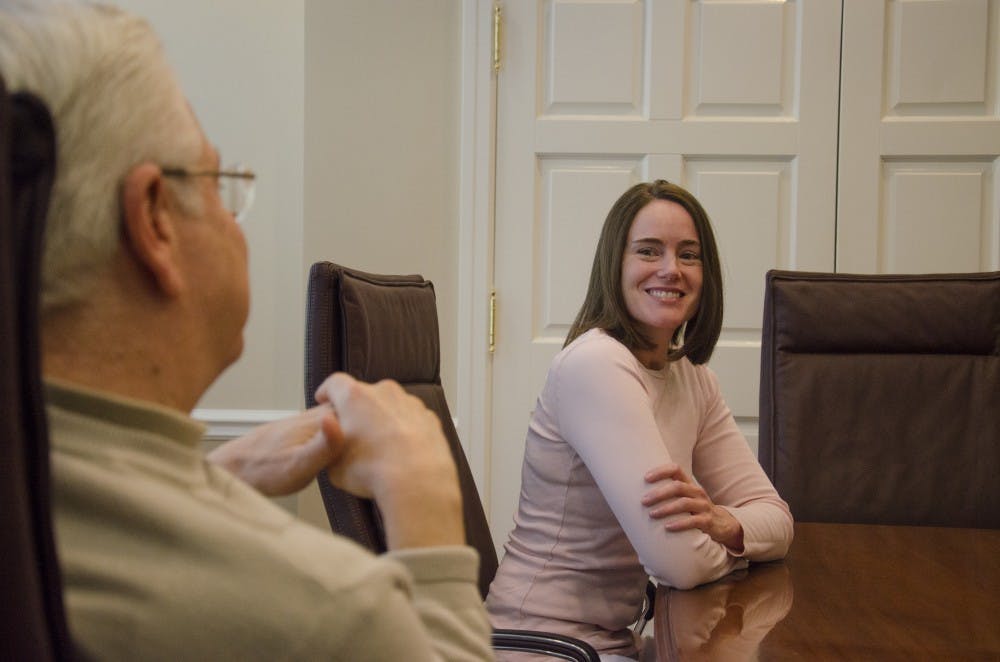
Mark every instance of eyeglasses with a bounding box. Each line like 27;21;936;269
161;164;256;223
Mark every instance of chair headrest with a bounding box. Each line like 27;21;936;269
339;270;440;384
765;270;1000;355
10;91;56;179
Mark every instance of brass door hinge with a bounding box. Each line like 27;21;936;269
493;3;503;73
489;290;497;354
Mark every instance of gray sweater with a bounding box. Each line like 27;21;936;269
47;379;492;661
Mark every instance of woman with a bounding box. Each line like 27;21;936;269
485;180;793;658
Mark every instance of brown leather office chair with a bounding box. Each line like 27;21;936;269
0;76;75;659
758;269;1000;528
304;262;600;661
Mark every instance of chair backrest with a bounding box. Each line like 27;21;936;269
758;269;1000;528
304;262;499;597
0;76;74;659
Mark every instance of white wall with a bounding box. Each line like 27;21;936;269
116;0;307;413
114;2;464;524
115;1;462;415
303;1;462;408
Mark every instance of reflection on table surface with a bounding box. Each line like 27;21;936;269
654;562;791;661
653;522;1000;661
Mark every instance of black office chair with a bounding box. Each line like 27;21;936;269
304;262;600;662
0;75;75;659
758;269;1000;528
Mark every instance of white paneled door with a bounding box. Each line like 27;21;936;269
838;0;1000;273
488;0;842;546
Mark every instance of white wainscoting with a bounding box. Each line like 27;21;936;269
192;408;299;441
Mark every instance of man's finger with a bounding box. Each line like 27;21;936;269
314;371;357;406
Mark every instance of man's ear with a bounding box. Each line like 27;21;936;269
120;163;185;297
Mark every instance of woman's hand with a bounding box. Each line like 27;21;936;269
641;463;745;553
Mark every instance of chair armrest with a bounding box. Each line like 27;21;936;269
492;628;600;662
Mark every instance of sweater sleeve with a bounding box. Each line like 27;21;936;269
331;547;493;661
388;547;494;661
690;367;794;562
553;338;746;589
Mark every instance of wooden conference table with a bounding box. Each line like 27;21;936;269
651;522;1000;660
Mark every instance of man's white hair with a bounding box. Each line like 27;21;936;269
0;0;203;311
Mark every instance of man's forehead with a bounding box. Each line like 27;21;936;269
196;138;220;166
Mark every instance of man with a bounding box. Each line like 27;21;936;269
0;1;492;659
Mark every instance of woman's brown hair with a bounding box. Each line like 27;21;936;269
564;180;723;365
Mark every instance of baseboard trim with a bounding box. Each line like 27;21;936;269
192;408;299;441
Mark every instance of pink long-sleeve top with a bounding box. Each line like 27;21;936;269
485;328;793;654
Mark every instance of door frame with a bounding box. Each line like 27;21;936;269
456;0;497;506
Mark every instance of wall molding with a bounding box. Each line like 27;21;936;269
193;408;299;441
456;0;498;510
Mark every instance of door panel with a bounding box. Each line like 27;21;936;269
838;0;1000;273
490;0;842;545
